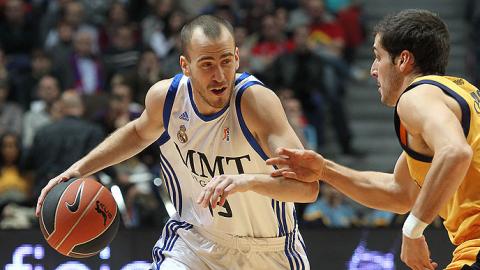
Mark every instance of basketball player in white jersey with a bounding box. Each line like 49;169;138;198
36;15;316;269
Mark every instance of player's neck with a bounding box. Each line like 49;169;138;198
401;73;424;93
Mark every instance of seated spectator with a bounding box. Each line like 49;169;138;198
103;25;141;84
22;75;61;149
0;132;30;207
98;2;133;52
64;29;105;94
95;83;142;134
44;1;99;53
148;10;186;59
0;80;23;136
13;50;55;110
303;183;358;228
0;0;37;72
27;90;105;199
250;13;291;78
122;49;165;105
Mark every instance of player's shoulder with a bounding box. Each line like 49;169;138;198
239;83;281;108
144;76;178;113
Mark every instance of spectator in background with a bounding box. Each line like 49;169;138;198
64;29;105;94
98;1;133;51
0;47;8;84
307;0;345;58
250;13;291;79
44;1;99;53
141;0;176;51
103;25;141;83
0;0;36;68
0;132;29;206
123;49;165;105
267;26;358;156
160;34;182;77
13;50;54;109
95;83;142;134
27;90;104;199
47;21;74;84
22;75;61;149
0;81;22;136
148;9;186;59
303;183;357;228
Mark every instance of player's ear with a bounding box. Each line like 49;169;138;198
397;50;414;73
235;47;240;71
180;55;191;76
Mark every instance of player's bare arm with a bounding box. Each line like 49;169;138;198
198;84;319;207
36;78;172;216
269;148;419;213
398;84;472;224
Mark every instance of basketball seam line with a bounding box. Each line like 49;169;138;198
46;179;81;240
55;187;103;250
66;186;119;255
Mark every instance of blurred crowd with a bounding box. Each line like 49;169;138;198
0;0;412;230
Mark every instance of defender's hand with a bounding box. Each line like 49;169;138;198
196;174;253;208
266;148;325;182
36;170;81;217
401;235;438;270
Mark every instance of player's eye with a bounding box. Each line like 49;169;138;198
201;62;213;69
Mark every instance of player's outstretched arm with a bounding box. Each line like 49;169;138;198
270;147;420;214
197;84;319;207
36;78;172;216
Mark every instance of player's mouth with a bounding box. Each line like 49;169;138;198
211;87;227;96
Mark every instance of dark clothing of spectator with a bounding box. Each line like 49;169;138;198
27;116;104;198
266;50;353;153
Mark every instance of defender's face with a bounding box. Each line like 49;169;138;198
370;34;403;107
181;27;239;114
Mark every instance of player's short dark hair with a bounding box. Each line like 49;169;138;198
374;9;450;75
180;15;234;58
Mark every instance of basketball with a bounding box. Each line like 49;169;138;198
39;177;120;258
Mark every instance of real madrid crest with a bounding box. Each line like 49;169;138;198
177;125;188;143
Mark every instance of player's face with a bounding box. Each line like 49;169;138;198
370;34;403;107
180;27;239;115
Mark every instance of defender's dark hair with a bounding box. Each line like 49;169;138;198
180;15;234;57
374;9;450;75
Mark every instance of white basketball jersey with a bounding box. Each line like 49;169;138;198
157;73;297;238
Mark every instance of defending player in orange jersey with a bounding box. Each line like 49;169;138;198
267;9;480;270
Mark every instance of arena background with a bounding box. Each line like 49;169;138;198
1;227;454;269
0;0;475;269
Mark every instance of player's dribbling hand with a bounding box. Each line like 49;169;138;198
35;170;81;217
196;174;252;209
401;235;438;270
266;148;325;183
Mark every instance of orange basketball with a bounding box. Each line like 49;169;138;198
39;177;120;258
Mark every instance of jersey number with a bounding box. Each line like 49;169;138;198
208;199;232;218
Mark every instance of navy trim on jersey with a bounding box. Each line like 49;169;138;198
294;208;308;253
159;161;174;209
157;132;170;146
394;79;471;163
160;153;183;216
292;212;305;270
163;74;183;135
235;72;250;85
159;155;177;212
153;220;193;268
284;231;295;270
275;201;285;236
187;80;230;121
235;81;268;160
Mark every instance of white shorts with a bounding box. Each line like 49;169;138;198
151;218;310;270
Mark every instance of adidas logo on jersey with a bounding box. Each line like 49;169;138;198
179;111;189;121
